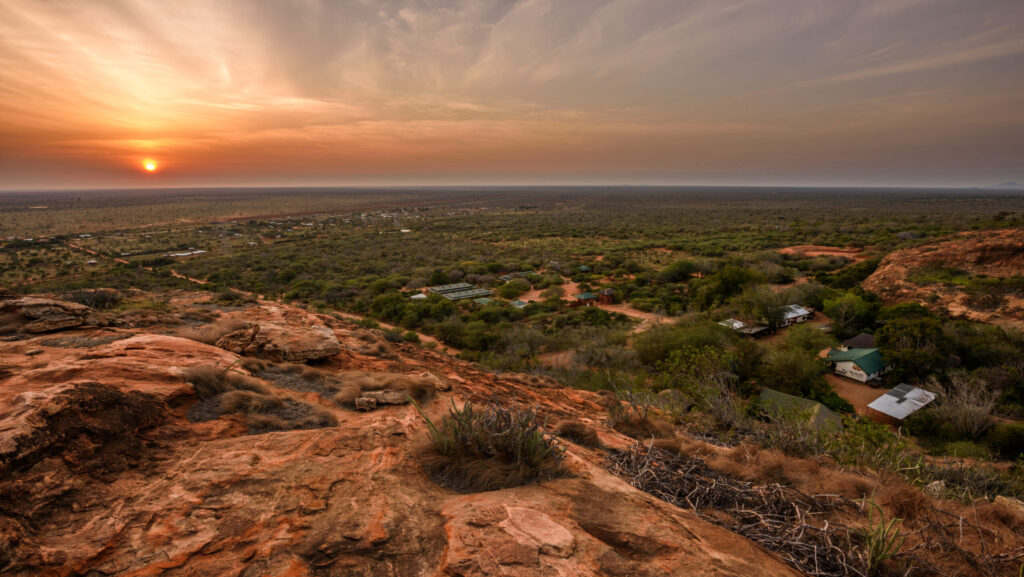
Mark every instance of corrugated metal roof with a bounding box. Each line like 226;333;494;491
441;288;494;301
868;384;936;420
782;304;812;319
574;292;597;300
719;318;746;330
841;333;876;349
428;283;475;294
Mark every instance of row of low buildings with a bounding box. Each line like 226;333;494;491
409;282;494;302
409;283;529;309
718;304;814;337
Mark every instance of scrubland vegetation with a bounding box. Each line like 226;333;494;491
6;188;1024;505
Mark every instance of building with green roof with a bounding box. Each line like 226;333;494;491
826;348;890;382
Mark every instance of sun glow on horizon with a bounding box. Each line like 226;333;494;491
143;159;158;172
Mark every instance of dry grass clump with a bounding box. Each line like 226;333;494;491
182;365;336;433
351;330;394;358
656;440;878;500
555;420;602;447
238;357;265;372
253;362;341;397
977;499;1024;533
651;436;703;456
879;484;930;522
330;371;436;407
612;413;675;440
176;318;247;345
184;365;269;398
416;401;567;493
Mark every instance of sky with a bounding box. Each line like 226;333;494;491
1;0;1022;189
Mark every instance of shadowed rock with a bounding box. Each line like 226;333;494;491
0;297;94;333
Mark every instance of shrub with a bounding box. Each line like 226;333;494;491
940;441;990;459
64;288;122;309
415;401;567;492
214;288;256;306
986;422;1024;460
929;371;999;438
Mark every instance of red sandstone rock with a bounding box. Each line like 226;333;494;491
0;296;805;576
216;322;340;362
862;228;1024;326
0;297;94;333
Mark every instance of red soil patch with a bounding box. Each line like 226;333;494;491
778;245;867;261
826;373;884;416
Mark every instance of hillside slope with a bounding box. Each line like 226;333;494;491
0;293;797;577
1;291;1021;576
862;228;1024;326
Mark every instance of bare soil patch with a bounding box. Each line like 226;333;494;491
826;373;883;416
778;245;867;261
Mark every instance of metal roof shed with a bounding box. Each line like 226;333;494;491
428;283;474;294
867;384;936;424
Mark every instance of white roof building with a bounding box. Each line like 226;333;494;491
867;384;936;423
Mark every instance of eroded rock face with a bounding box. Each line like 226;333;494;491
0;297;94;333
216;322;340;362
862;228;1024;325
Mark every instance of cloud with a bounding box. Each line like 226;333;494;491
0;0;1021;187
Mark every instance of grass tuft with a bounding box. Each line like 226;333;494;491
414;400;567;492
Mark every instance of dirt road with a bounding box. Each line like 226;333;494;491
558;280;673;332
827;373;883;416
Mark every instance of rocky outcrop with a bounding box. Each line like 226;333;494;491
862;228;1024;326
0;297;805;577
216;322;340;362
0;297;94;333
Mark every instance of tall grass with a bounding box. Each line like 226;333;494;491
414;400;567;492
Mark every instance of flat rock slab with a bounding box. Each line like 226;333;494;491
0;297;94;333
216;322;340;362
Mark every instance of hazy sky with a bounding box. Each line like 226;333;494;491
1;0;1022;189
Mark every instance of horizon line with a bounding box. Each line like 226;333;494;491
2;182;1022;194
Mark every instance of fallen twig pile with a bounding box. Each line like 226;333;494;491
607;442;862;576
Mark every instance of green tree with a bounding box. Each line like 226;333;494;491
876;314;947;381
823;292;874;338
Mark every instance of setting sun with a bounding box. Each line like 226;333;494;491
143;159;158;172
